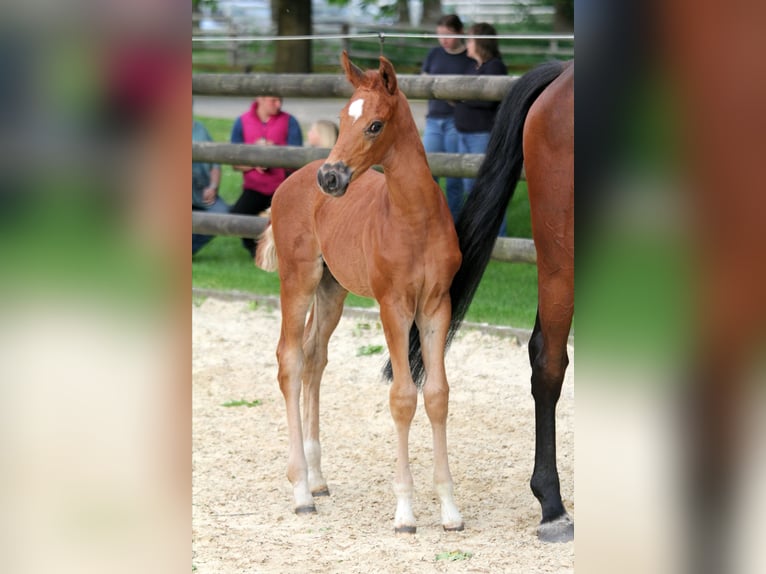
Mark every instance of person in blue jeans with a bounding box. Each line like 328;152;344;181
192;119;228;256
454;23;509;236
421;14;472;223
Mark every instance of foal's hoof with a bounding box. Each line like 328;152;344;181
537;514;573;543
294;504;317;515
394;525;417;534
443;522;465;532
311;487;330;497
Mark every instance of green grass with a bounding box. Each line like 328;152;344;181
356;344;385;356
221;399;262;408
435;550;473;561
193;115;539;330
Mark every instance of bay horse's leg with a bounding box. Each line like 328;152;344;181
378;301;419;533
524;64;574;542
526;178;574;541
528;306;573;542
301;268;348;498
417;298;464;531
277;259;324;514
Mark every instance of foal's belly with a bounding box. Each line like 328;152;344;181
322;248;375;299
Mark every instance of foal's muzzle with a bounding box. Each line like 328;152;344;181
316;162;351;197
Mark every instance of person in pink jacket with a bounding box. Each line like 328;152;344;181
230;96;303;258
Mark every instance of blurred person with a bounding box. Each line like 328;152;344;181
454;22;509;236
421;14;472;223
192;119;226;256
306;119;338;148
229;96;302;258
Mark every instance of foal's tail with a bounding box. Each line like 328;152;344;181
254;224;278;272
383;60;566;386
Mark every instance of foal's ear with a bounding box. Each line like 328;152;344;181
378;56;398;96
341;50;365;88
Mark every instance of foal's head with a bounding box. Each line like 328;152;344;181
316;51;400;197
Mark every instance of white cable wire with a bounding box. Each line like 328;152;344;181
192;32;574;43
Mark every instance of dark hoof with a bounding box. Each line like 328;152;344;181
537;514;573;543
312;487;330;497
295;504;317;515
443;523;465;532
394;525;417;534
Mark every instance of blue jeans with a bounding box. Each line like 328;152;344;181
422;116;462;222
458;130;507;236
192;196;230;255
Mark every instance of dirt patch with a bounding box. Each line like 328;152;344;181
192;296;574;573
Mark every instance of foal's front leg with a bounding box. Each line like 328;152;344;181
418;298;464;531
379;303;419;533
277;261;324;514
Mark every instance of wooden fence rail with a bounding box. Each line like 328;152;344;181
192;142;491;179
192;73;516;101
192;212;537;264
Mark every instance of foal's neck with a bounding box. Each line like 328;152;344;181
380;95;440;209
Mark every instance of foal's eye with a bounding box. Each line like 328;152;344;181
366;121;383;136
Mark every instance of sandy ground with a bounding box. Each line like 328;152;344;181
192;295;574;573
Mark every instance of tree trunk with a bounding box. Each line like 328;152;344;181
274;0;312;73
421;0;443;26
553;1;574;32
397;0;410;25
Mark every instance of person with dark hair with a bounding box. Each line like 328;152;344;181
454;22;509;235
229;96;303;258
421;14;473;223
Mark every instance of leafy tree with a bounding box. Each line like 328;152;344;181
192;0;217;14
328;0;426;25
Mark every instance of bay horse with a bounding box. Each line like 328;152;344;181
393;60;575;542
256;52;464;533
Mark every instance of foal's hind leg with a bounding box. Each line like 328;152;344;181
301;268;348;498
418;297;464;531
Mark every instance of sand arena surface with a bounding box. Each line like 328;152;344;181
193;296;574;573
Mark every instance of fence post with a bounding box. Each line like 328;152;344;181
231;21;239;68
341;22;350;55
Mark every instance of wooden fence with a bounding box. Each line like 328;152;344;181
192;19;574;73
192;73;516;100
191;73;537;264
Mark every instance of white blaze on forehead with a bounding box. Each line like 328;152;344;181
348;98;364;123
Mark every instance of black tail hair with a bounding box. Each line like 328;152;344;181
383;60;565;385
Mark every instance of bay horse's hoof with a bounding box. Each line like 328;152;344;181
394;525;417;534
311;487;330;497
443;523;465;532
294;504;317;515
537;514;573;543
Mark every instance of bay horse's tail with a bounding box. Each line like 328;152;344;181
383;60;566;385
254;224;278;272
